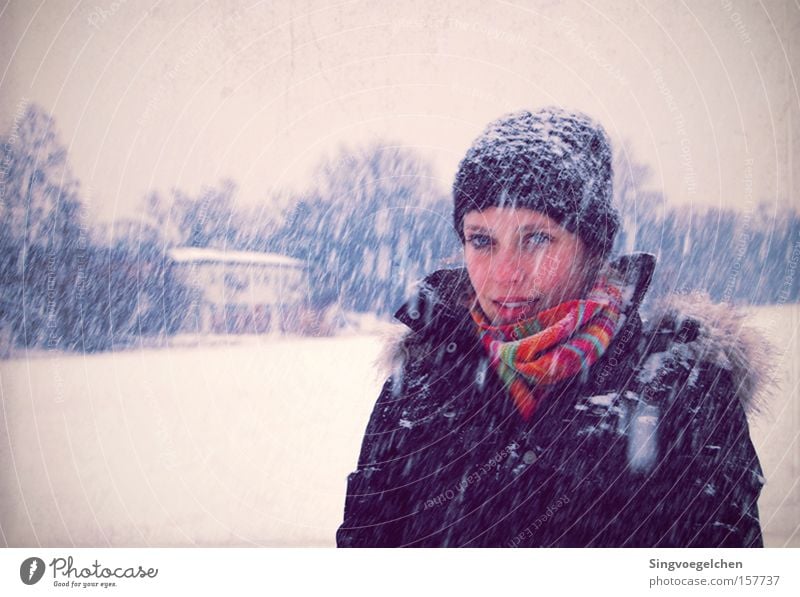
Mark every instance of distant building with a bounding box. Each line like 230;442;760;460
167;247;308;334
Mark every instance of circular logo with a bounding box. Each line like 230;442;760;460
20;557;45;585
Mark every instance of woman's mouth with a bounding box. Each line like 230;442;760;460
492;297;540;321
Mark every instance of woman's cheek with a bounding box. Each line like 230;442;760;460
530;258;556;290
471;255;491;286
465;258;486;294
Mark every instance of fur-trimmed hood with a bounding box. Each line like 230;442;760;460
643;290;778;415
381;252;777;415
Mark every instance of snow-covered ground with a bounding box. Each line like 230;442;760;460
744;304;800;547
0;305;797;547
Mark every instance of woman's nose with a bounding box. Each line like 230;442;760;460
492;248;525;284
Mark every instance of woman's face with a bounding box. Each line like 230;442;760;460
463;207;598;325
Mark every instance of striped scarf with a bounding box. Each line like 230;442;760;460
470;266;625;421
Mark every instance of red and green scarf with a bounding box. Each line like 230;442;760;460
470;266;625;421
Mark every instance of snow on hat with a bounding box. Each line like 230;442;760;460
453;107;619;257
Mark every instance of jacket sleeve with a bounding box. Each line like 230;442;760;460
336;375;414;548
640;362;765;547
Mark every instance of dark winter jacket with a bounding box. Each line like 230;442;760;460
336;252;769;547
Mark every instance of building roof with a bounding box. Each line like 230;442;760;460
168;247;304;268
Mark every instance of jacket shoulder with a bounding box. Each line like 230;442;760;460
379;268;473;374
641;291;778;415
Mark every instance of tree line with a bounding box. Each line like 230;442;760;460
0;104;797;354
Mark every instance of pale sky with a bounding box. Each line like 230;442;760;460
1;0;798;223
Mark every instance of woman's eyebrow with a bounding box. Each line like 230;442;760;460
519;224;554;233
464;225;490;233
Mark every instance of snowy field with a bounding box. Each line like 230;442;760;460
745;305;800;547
0;305;797;547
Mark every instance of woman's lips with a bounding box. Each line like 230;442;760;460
492;297;540;320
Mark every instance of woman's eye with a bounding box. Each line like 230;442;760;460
523;232;553;248
467;235;493;250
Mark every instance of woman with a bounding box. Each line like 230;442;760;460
336;108;770;547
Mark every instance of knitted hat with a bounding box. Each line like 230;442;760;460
453;107;619;258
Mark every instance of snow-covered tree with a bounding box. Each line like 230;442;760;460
0;104;85;349
278;143;458;314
